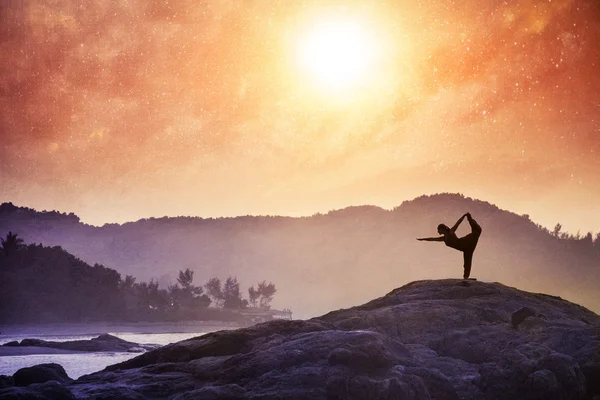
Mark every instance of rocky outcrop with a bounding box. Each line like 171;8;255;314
13;363;72;386
1;365;77;400
2;280;600;399
4;333;160;353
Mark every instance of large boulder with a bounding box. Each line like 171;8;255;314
13;363;72;386
11;280;600;399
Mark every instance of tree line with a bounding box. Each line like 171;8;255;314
548;222;600;244
120;268;277;321
0;232;277;324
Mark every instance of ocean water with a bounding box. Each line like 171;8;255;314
0;329;220;379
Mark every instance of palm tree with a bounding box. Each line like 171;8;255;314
1;231;24;257
120;274;137;289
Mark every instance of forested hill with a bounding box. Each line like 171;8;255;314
0;243;259;324
1;194;599;317
0;243;122;323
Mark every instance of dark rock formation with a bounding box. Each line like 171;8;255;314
0;382;76;400
0;375;14;388
3;280;600;399
8;333;160;353
13;363;72;386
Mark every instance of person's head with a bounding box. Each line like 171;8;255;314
437;223;450;235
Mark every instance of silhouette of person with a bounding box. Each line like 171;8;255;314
417;213;482;279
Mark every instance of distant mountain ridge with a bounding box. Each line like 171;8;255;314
1;194;599;317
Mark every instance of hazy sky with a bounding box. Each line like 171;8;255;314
1;0;599;233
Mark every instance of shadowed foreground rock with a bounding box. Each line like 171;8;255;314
2;280;599;399
13;363;72;387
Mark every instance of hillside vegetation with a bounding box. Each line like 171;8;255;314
0;242;275;324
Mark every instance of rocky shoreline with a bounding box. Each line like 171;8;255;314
1;279;599;399
0;320;238;337
0;333;160;356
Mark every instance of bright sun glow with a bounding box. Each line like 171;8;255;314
296;16;379;91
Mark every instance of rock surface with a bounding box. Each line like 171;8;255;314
2;280;600;399
4;333;160;353
13;363;72;386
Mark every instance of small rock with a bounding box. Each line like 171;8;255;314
512;306;537;328
524;369;558;399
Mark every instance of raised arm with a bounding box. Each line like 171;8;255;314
450;213;468;233
417;236;445;242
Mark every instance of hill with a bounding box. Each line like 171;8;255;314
2;280;600;399
1;194;599;316
0;243;122;323
0;243;261;324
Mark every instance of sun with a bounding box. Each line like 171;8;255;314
295;16;379;91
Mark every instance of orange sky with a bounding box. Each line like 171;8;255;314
1;0;599;233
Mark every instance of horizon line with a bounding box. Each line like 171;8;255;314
3;193;592;236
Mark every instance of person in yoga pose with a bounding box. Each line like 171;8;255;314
417;213;482;279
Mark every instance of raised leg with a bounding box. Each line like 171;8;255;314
467;214;482;235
